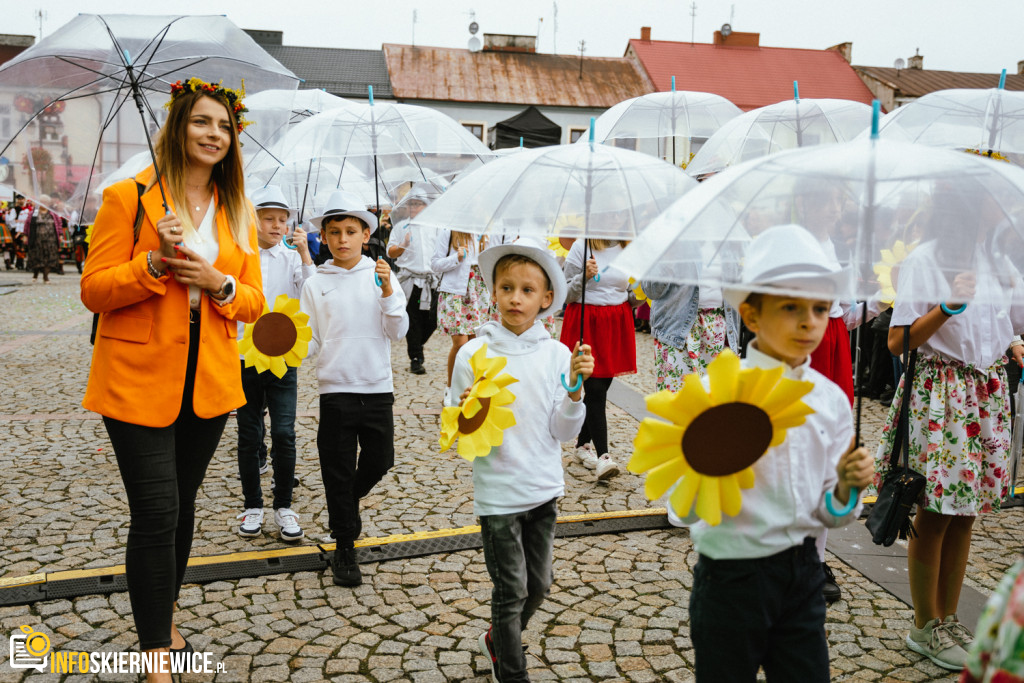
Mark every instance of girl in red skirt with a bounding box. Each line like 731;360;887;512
560;238;636;481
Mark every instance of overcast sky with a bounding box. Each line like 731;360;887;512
5;0;1024;75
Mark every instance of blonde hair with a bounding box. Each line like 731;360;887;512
450;231;487;253
588;239;629;251
153;90;254;253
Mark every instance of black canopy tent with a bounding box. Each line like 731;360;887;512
489;106;562;149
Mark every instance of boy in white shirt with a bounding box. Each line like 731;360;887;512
683;224;874;682
300;190;408;587
448;240;593;682
235;186;315;542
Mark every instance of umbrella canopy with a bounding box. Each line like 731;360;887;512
877;85;1024;165
0;13;299;222
590;90;743;166
685;99;872;178
613;137;1024;309
242;88;352;172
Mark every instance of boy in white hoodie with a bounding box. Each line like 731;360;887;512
299;190;408;587
448;239;593;683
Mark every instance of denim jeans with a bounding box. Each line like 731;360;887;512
102;314;228;650
317;392;394;545
689;536;829;682
480;498;558;683
236;363;298;509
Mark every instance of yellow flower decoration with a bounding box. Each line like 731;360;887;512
873;239;917;306
547;236;570;258
628;277;648;303
85;223;94;245
628;349;815;526
238;293;311;378
440;343;518;460
964;148;1010;163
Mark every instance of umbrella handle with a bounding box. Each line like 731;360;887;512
283;237;297;250
561;373;583;393
374;273;383;287
825;487;858;516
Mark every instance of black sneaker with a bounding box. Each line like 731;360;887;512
822;562;841;604
331;546;362;587
410;359;426;375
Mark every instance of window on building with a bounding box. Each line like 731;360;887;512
461;121;486;143
568;127;587;143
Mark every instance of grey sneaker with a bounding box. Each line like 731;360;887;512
942;614;975;648
236;508;264;537
906;618;969;670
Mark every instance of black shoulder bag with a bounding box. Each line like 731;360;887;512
89;182;146;345
865;324;927;546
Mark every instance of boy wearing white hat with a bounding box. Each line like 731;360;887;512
300;190;408;587
235;186;315;543
683;224;874;682
448;239;593;682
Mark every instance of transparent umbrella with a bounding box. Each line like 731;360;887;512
685;91;871;178
241;88;352;172
414;123;698;389
0;13;298;223
876;71;1024;165
590;79;743;167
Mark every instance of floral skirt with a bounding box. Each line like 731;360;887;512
873;355;1011;516
654;307;727;392
438;265;492;336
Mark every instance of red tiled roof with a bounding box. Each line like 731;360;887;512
627;39;875;111
383;44;654;107
853;66;1024;98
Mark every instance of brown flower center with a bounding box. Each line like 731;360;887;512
681;402;773;477
251;312;298;357
458;396;492;434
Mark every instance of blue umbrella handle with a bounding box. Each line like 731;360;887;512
283;236;297;250
561;372;583;393
374;273;383;287
593;273;600;282
825;487;858;516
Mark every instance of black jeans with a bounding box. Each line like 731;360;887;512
103;314;228;650
689;537;829;682
236;363;297;509
317;392;394;545
576;376;613;455
405;283;438;362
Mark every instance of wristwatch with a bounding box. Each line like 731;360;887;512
213;276;234;299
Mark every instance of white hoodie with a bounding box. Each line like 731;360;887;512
447;320;586;516
300;257;409;394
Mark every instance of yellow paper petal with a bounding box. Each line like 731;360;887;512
295;327;312;342
695;476;722;526
644;458;688;500
630;419;685;473
669;473;701;518
462;397;483;419
719;475;743;517
759;379;814;415
238;337;254;355
269;355;287;379
707;350;740;404
253;353;271;374
736;467;755;489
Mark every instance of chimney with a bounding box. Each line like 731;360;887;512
483;33;537;53
908;48;923;70
713;30;760;47
1018;60;1024;75
827;42;852;63
640;26;652;42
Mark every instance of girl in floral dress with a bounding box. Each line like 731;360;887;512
876;211;1024;670
432;229;490;390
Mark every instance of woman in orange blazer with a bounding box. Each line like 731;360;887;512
81;80;264;678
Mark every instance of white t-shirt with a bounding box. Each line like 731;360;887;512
183;201;220;309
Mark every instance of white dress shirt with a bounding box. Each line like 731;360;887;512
682;344;862;559
183;202;221;309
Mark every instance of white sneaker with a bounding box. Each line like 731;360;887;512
574;444;598;469
942;615;975;648
596;454;620;481
237;508;264;537
274;508;304;542
906;618;969;671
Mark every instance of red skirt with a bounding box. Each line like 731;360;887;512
560;302;637;378
810;316;854;406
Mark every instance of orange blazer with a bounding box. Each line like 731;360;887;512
81;167;265;427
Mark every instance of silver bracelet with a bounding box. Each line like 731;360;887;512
146;250;162;279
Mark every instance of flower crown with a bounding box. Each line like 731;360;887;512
166;78;250;133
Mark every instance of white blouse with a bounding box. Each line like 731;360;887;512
183;201;220;309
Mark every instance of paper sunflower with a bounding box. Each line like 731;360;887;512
628;349;815;526
238;293;311;378
873;239;917;306
440;344;518;461
628;277;648;303
547;236;571;259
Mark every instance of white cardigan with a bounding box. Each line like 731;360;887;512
432;230;481;296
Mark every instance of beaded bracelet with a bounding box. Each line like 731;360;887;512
146;250;162;279
940;302;967;316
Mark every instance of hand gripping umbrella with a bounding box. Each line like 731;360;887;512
0;14;298;223
613;101;1024;515
414;119;697;390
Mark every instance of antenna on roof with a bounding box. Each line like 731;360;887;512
412;9;418;47
553;2;558;53
578;39;586;80
690;1;697;45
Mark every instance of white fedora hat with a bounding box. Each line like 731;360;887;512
249;185;297;221
477;237;566;316
308;190;378;233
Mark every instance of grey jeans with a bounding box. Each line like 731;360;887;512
479;498;558;683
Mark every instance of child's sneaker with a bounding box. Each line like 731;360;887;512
237;508;264;537
478;628;501;682
574;444;598;469
942;614;975;648
273;508;304;542
906;618;968;670
331;546;362;587
596;454;620;481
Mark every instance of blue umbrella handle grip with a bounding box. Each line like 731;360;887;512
825;487;858;516
561;373;583;393
283;237;297;250
593;273;600;282
374;273;383;287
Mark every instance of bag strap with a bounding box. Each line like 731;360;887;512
131;181;145;246
888;324;918;471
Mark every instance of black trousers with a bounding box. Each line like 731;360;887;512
576;376;613;455
317;392;395;545
103;313;228;650
405;283;438;362
690;537;829;683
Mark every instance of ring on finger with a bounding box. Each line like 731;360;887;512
170;227;180;235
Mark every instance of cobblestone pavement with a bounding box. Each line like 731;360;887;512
1;270;1022;682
